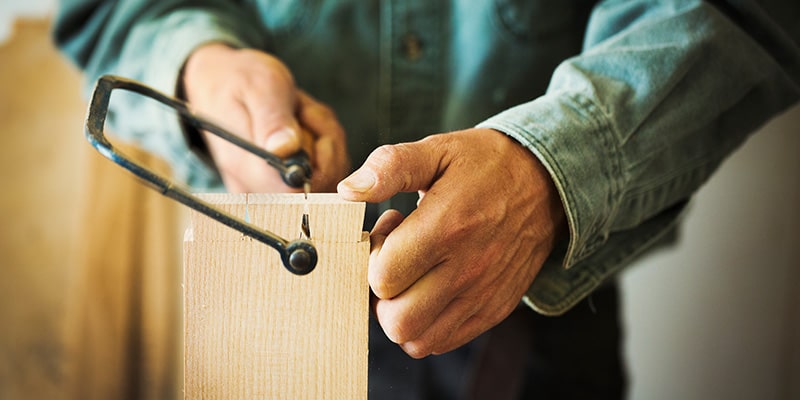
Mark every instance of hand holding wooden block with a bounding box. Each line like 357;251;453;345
183;194;368;399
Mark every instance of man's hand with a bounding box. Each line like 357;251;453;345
338;128;566;358
182;43;350;192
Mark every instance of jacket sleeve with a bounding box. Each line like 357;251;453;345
53;0;268;188
478;0;800;315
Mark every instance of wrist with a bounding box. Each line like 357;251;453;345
485;127;569;243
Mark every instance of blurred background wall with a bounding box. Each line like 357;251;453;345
1;2;84;398
1;1;798;399
621;106;800;399
2;2;184;399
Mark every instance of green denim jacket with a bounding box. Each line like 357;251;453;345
54;0;800;315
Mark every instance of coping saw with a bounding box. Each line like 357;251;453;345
84;75;317;275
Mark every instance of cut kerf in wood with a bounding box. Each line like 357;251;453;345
183;193;369;399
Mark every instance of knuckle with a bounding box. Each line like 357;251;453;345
314;102;335;118
369;144;415;189
419;133;446;146
369;280;393;300
382;321;405;344
367;267;396;300
244;71;277;92
374;297;426;345
240;64;294;93
380;310;416;344
403;341;431;359
370;144;405;167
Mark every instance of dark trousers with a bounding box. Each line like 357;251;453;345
367;283;626;400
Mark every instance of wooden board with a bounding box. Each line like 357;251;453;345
183;193;369;399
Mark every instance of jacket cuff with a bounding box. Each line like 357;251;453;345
478;92;685;314
477;91;622;270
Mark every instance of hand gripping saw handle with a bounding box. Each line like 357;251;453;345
84;75;316;275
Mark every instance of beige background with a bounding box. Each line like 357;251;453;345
1;11;798;400
1;18;184;399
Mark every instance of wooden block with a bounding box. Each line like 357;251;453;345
184;193;369;399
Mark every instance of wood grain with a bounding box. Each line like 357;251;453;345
184;194;368;399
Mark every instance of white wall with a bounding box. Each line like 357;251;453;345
622;104;800;400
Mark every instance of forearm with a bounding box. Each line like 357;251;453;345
479;0;800;314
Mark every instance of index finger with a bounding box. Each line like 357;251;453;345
296;90;346;141
368;195;449;300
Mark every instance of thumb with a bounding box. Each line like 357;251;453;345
261;123;303;158
251;106;302;158
242;73;303;158
338;138;444;202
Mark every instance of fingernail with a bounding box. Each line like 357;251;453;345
264;128;299;152
340;169;376;192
